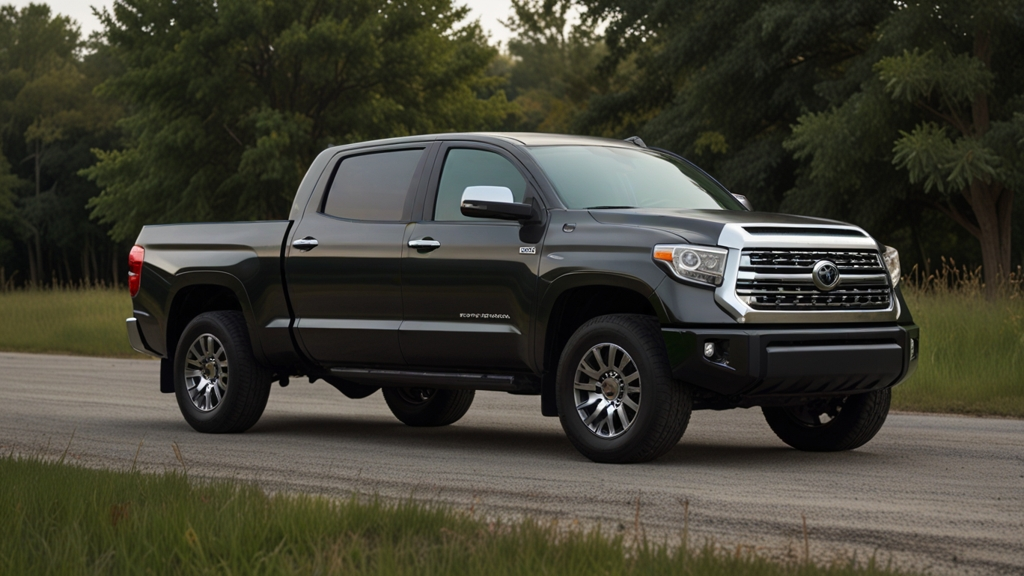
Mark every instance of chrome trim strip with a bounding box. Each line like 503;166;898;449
399;321;522;335
297;318;402;330
126;317;160;357
714;223;899;324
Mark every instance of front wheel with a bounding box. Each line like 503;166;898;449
382;387;474;427
762;388;891;451
173;311;272;433
556;314;691;463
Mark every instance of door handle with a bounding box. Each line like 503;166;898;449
408;238;441;250
292;236;319;251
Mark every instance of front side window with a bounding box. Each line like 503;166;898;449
528;145;743;211
434;149;527;221
322;149;424;221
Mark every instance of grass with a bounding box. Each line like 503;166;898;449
894;263;1023;417
0;455;906;576
0;265;1020;417
0;287;135;357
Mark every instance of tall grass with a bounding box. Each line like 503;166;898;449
0;455;906;576
0;287;135;357
894;261;1023;417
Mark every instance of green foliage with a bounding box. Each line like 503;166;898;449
0;3;125;287
0;456;910;575
576;0;894;212
500;0;606;132
784;0;1023;284
85;0;513;242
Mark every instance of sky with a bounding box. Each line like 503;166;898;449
6;0;524;46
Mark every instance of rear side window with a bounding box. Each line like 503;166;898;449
434;149;527;221
322;149;424;221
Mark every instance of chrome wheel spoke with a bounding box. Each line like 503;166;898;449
182;333;228;413
573;342;641;439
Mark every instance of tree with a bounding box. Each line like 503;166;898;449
785;1;1024;290
1;3;122;287
85;0;514;242
500;0;604;132
574;0;894;213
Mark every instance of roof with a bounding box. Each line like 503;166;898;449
326;132;638;153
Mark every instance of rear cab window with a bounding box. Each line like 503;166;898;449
322;149;426;221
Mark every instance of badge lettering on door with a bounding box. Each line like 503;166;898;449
519;246;536;254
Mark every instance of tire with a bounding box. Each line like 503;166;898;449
556;314;691;463
762;388;891;452
173;311;272;433
382;387;475;427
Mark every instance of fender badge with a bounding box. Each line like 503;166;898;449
519;246;536;254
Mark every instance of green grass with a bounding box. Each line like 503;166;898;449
0;288;135;357
0;283;1020;417
894;289;1023;417
0;456;905;576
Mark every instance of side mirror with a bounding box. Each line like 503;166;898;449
732;193;753;211
460;186;533;220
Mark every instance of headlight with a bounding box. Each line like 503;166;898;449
883;245;900;287
653;244;729;286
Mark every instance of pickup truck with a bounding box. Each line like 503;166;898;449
126;132;919;463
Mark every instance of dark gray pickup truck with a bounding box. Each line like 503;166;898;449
126;132;919;463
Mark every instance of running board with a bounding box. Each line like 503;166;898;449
329;368;523;392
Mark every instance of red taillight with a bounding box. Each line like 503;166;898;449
128;245;145;297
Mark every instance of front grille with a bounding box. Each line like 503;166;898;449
736;249;892;310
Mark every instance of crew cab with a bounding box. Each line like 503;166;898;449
126;133;919;463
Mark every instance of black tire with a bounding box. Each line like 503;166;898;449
382;387;475;427
556;314;691;463
762;388;891;452
173;311;272;433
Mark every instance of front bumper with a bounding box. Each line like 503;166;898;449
127;317;160;357
662;323;919;406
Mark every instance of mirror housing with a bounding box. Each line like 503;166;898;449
731;193;753;211
460;186;533;220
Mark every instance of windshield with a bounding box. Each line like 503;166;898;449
528;145;743;211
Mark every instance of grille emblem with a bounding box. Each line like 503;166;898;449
812;260;841;291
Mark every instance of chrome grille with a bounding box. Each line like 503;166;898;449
736;250;892;310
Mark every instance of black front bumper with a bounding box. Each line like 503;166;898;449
662;323;919;406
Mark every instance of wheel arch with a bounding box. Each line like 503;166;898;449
535;273;670;415
161;273;261;392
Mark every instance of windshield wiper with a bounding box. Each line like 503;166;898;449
587;205;635;209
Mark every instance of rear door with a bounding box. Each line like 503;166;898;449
286;145;433;367
399;142;546;371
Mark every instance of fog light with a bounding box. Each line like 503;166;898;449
703;342;716;358
910;338;918;360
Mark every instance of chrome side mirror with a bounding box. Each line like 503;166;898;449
461;186;533;220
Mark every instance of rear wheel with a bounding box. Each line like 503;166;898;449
556;314;691;463
382;387;474;427
173;311;272;433
762;388;891;451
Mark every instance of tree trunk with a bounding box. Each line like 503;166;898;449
90;243;100;287
965;180;1012;296
26;240;37;287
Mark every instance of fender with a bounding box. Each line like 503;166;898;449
162;271;267;365
532;271;670;372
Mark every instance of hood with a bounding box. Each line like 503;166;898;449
587;209;852;246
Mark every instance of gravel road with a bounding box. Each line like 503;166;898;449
1;352;1021;574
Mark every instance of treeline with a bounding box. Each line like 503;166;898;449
1;0;1021;289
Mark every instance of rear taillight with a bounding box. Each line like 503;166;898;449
128;245;145;297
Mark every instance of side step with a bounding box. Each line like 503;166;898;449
329;367;526;392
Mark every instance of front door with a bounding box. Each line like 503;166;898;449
286;146;430;367
400;143;545;371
